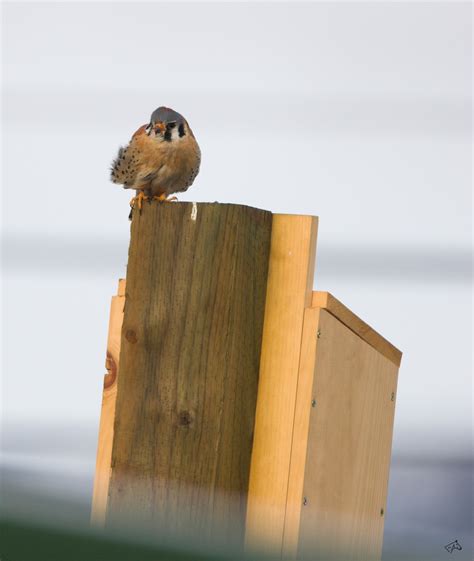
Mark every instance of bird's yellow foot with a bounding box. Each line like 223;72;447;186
152;194;178;203
129;192;149;212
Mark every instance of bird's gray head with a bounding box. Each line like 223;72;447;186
146;106;187;142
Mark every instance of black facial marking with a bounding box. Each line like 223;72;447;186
178;123;185;137
164;130;172;142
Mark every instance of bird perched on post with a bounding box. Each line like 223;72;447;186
110;107;201;212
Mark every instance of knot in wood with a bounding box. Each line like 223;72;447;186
104;351;117;389
178;410;193;427
125;329;138;344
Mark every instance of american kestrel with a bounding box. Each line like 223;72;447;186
111;107;201;212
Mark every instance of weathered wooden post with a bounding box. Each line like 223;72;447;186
93;202;273;543
92;203;401;560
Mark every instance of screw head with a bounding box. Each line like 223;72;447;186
311;399;316;408
391;392;395;401
380;508;384;516
316;330;321;339
303;497;308;506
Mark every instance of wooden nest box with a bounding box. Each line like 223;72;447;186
91;203;402;560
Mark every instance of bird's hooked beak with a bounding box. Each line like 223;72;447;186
146;121;166;136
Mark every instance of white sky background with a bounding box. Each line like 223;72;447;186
1;1;472;465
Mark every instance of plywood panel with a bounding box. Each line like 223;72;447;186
312;292;402;367
245;214;318;553
297;309;398;561
107;203;273;543
90;282;125;526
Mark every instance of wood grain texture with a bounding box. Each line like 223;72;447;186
91;282;125;526
312;291;402;367
281;307;321;558
245;214;318;553
297;309;399;561
107;203;273;543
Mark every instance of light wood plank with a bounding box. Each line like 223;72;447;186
117;278;126;296
312;291;402;367
281;307;321;558
297;309;399;561
90;287;125;526
245;214;318;554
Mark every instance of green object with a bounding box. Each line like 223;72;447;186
1;517;223;561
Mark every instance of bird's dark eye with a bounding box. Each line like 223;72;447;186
166;121;177;129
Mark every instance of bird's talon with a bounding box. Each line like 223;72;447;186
130;192;149;212
152;194;178;203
